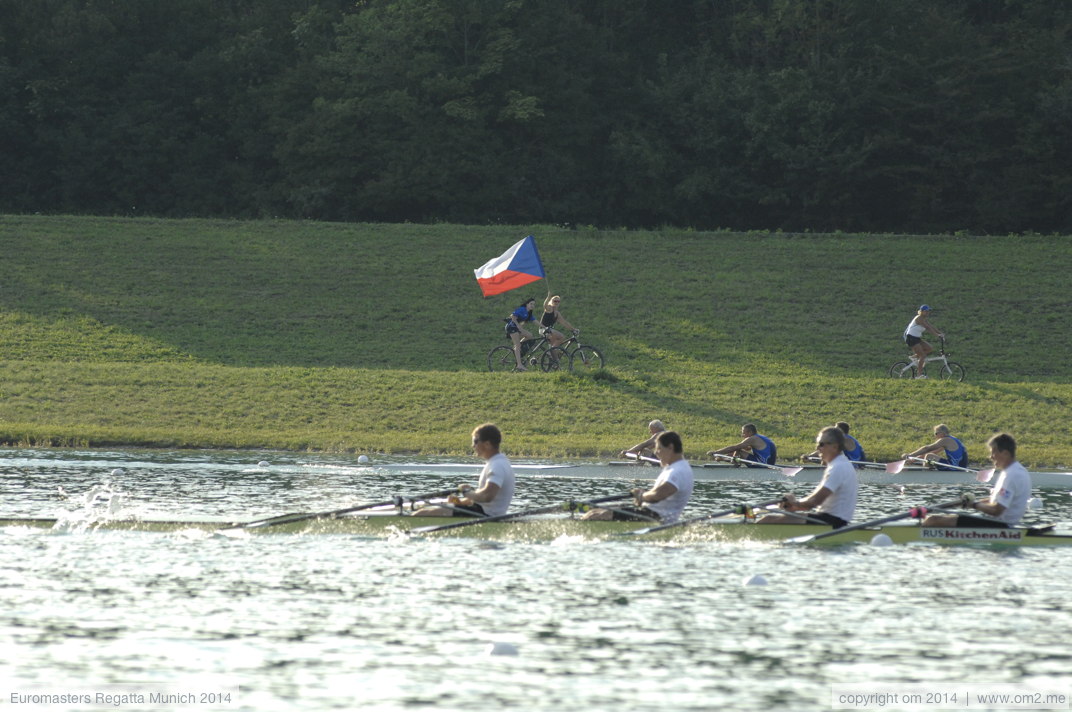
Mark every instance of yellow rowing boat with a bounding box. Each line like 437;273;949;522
3;514;1069;546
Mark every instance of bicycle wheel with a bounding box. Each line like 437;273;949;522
889;360;915;379
488;345;518;372
523;339;548;368
937;362;965;382
540;347;569;372
569;345;605;372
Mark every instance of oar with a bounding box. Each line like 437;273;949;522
904;455;995;482
888;457;995;482
711;453;803;478
850;460;893;470
785;499;965;544
623;498;783;536
624;452;660;465
222;487;461;532
410;493;633;534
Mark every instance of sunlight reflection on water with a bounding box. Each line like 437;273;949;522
1;449;1071;711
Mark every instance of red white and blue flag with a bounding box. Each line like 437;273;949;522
473;235;545;297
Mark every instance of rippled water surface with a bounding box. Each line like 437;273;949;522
3;448;1072;711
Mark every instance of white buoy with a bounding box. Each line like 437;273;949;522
357;455;370;464
258;461;270;468
870;533;894;547
111;468;125;477
485;641;519;656
742;574;768;586
1028;497;1043;510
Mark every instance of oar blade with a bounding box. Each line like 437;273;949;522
975;468;995;483
781;466;803;478
885;460;907;474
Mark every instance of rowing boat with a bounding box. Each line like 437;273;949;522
365;461;1072;487
5;513;1069;546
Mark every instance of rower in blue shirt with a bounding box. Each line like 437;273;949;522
901;424;968;470
802;421;866;467
708;423;778;467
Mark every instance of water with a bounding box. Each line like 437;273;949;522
3;448;1072;711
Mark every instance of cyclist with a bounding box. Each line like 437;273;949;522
540;294;579;349
903;305;944;379
505;297;537;371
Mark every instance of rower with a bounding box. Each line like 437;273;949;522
921;433;1030;528
901;423;968;471
707;423;777;467
409;423;516;517
583;431;693;523
801;421;866;466
759;426;857;528
619;419;666;461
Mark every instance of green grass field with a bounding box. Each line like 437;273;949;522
1;215;1069;467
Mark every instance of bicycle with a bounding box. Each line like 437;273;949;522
542;332;605;373
888;337;965;381
487;330;605;373
487;333;554;372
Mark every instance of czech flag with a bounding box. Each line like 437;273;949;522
473;235;545;297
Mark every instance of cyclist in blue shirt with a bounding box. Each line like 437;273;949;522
901;424;968;470
504;297;536;371
708;423;778;467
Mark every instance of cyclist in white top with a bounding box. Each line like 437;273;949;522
903;304;943;379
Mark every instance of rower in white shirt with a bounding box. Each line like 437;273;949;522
759;426;858;528
922;432;1030;528
584;431;693;524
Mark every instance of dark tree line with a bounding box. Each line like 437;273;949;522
2;0;1070;233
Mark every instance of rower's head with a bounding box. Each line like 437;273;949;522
815;426;846;459
741;423;757;437
918;304;931;314
987;432;1016;468
654;431;683;464
471;423;502;456
835;421;850;434
934;424;950;437
648;419;665;434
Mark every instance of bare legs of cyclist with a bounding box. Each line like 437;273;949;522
910;340;933;379
510;329;531;371
543;327;565;363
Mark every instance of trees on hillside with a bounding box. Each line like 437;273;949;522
1;0;1069;233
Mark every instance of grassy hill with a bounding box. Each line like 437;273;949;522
1;214;1069;466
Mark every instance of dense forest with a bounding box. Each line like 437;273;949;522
2;0;1070;233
